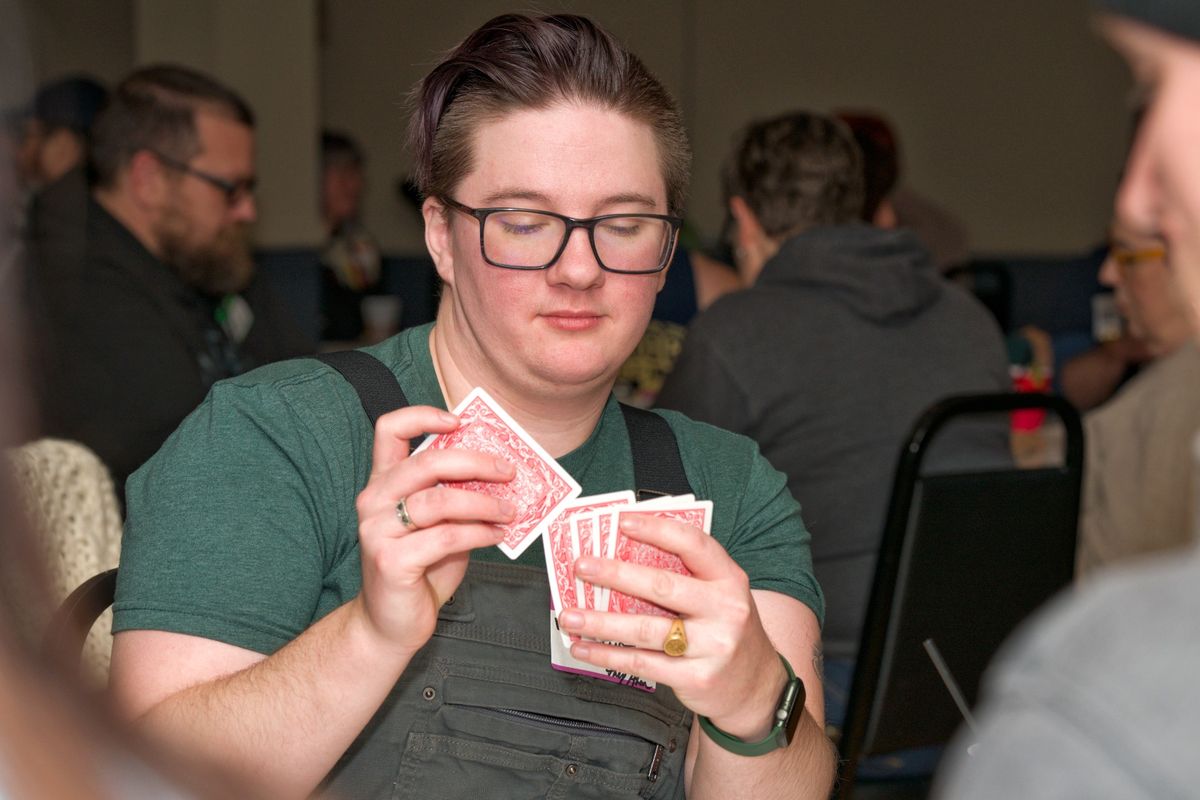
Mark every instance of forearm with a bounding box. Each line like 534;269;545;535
687;713;836;800
685;593;835;799
133;599;412;798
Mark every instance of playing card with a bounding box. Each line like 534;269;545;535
413;387;581;559
548;611;655;692
593;510;619;613
542;491;634;646
608;500;713;618
570;513;602;613
597;493;694;568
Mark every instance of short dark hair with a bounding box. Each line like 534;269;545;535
89;64;254;189
408;13;690;215
32;75;108;136
321;130;364;169
723;110;865;238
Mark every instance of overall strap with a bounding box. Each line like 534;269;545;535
619;403;694;500
315;350;410;425
317;351;694;499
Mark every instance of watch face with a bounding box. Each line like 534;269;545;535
780;676;806;746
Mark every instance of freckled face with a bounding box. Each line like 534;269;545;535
427;103;670;396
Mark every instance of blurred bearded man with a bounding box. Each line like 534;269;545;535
30;65;312;503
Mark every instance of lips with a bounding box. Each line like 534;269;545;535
541;310;604;331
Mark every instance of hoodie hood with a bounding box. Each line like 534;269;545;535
757;223;942;323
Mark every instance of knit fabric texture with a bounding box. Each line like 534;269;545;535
8;438;121;682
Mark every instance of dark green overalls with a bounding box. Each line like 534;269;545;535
317;352;696;799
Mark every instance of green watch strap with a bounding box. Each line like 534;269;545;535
698;653;805;757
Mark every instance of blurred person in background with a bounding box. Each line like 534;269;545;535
936;2;1200;795
1076;221;1200;577
16;74;107;193
318;129;387;342
18;75;108;286
836;110;971;272
30;64;312;504
657;110;1010;777
0;3;246;797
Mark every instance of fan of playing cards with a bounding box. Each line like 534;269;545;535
415;387;713;650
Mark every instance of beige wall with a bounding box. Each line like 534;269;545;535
321;1;1131;256
23;0;134;86
23;0;1133;255
685;0;1132;255
318;0;688;256
136;0;323;248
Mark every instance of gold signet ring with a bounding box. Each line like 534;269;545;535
663;617;688;657
396;496;417;530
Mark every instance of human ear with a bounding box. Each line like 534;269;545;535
126;150;168;211
728;196;762;251
728;196;770;281
423;197;456;287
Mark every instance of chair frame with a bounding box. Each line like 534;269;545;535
43;567;118;668
834;392;1083;799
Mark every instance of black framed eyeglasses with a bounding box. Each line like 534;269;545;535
440;196;682;274
151;151;257;206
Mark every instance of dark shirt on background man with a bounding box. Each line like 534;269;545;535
32;199;313;502
25;165;89;281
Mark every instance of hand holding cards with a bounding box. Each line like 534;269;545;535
413;387;581;558
544;494;713;641
543;495;712;689
417;387;714;690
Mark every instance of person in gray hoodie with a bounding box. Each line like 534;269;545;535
657;110;1010;742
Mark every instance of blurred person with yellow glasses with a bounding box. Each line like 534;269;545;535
1074;220;1200;576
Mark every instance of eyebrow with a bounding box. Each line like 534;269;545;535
480;188;660;211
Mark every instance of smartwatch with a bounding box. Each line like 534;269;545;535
698;652;805;757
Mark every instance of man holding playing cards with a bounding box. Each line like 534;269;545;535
109;13;833;799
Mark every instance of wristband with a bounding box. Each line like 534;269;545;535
698;652;805;757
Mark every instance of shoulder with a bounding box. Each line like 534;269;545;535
988;549;1200;729
654;407;758;458
933;278;1004;335
652;407;790;512
946;552;1200;795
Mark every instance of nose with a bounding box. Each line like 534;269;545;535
229;192;257;224
547;224;604;290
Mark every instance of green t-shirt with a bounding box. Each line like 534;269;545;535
114;324;823;654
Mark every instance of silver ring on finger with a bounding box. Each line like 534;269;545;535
396;496;418;530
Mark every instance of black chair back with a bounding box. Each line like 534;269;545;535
834;393;1082;798
44;567;118;670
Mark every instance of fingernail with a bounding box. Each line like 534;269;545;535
439;411;458;425
492;526;507;541
575;557;597;576
559;610;584;629
572;643;591;659
495;458;515;475
620;515;642;531
498;500;516;518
